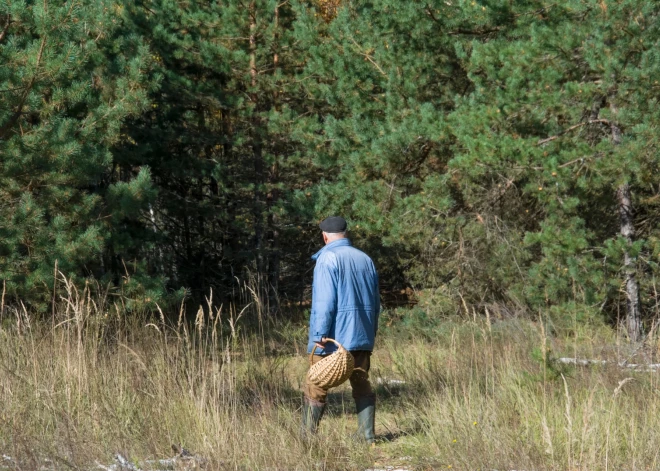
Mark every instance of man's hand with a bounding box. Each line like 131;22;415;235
314;337;328;350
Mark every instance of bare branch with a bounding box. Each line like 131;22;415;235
537;119;610;146
348;37;387;76
447;27;502;36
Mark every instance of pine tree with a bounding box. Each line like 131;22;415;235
290;0;480;299
291;0;660;333
0;0;154;308
449;0;660;336
118;0;320;308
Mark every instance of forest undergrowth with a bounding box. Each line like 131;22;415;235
1;280;660;470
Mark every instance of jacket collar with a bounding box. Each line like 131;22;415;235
311;238;352;260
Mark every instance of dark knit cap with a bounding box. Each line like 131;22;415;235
319;216;347;233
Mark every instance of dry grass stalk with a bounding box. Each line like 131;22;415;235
0;276;659;470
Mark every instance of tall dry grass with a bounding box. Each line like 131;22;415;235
1;277;660;470
378;319;660;470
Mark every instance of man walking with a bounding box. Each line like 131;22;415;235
302;216;380;443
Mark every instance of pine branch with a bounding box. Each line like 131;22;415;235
0;35;48;140
348;38;386;76
537;119;610;146
0;86;28;94
513;4;557;18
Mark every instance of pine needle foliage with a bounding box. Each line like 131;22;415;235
291;0;660;328
0;0;155;309
2;0;660;328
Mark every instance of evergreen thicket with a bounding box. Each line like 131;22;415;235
0;0;156;309
2;0;660;336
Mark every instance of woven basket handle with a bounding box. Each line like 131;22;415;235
309;338;344;365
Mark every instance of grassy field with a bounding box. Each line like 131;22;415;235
1;285;660;470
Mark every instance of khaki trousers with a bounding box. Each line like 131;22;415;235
304;350;375;404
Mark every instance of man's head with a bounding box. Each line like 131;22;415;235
319;216;347;245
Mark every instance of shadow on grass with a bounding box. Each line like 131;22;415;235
324;381;408;416
377;428;420;443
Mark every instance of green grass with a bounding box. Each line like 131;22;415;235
1;286;660;470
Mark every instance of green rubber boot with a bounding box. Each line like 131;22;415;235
301;397;326;437
355;397;376;444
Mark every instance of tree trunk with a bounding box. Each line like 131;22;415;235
222;111;240;259
250;1;266;293
266;2;280;314
610;100;642;341
0;14;11;43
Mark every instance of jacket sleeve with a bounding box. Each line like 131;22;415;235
310;255;338;342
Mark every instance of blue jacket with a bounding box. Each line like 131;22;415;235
308;238;380;354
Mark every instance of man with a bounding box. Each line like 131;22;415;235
302;216;380;443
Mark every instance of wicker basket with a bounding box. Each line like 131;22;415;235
307;338;355;389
